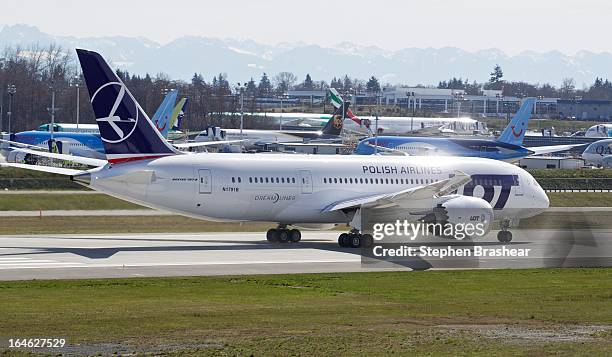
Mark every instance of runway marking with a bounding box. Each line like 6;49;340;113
0;256;87;269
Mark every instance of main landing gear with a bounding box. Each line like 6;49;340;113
338;230;374;248
497;220;513;243
266;226;301;243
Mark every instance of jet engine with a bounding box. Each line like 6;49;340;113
602;156;612;168
420;195;493;240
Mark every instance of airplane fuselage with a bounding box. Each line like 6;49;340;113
85;153;548;226
356;137;533;162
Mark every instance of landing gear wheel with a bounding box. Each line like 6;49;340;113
338;233;350;247
497;230;512;243
361;234;374;248
289;229;301;243
278;229;289;243
266;229;279;243
349;234;361;248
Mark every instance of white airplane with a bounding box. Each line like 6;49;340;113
1;49;549;247
582;139;612;167
192;102;351;150
585;124;612;138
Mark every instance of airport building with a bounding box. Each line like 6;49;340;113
557;99;612;120
287;87;561;118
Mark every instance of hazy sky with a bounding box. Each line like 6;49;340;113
2;0;611;55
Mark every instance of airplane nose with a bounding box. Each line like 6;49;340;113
535;186;550;210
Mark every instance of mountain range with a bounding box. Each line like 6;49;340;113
1;24;610;87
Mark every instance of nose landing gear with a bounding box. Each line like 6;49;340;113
497;219;513;243
266;226;301;243
338;230;374;248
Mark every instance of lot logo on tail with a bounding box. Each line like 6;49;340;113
91;82;139;143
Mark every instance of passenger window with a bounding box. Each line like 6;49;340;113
292;178;295;183
276;177;279;183
238;177;241;183
232;177;235;183
249;177;253;183
282;177;285;183
323;178;327;183
255;177;258;183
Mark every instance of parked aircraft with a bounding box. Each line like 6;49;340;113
582;139;612;167
0;49;549;246
192;102;351;150
355;98;585;160
585;124;612;138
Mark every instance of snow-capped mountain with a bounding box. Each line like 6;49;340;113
1;23;610;86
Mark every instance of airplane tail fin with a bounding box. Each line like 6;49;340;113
329;88;365;127
151;89;178;138
171;98;188;131
496;97;536;146
76;49;180;164
322;101;351;136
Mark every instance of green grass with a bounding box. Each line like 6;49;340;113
547;192;612;207
0;216;274;234
0;194;143;211
0;270;609;355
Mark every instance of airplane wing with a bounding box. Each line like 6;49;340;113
0;162;85;176
323;171;471;212
0;138;48;151
172;140;247;149
411;125;449;135
527;143;588;155
8;147;107;167
361;142;409;156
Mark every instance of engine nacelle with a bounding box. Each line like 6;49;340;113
429;195;494;239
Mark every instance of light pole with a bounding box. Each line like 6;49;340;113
71;76;81;128
47;82;60;141
279;93;288;130
235;83;245;141
6;84;16;135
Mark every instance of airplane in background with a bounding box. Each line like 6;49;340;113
191;101;352;151
232;88;490;136
355;98;586;160
1;89;184;162
0;49;549;245
585;124;612;138
582;139;612;167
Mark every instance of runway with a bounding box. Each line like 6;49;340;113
0;229;609;280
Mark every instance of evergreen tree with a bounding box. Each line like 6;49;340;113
366;76;381;93
257;73;273;96
245;78;257;97
489;64;504;83
302;74;314;90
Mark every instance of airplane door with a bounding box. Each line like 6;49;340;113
198;169;212;194
299;170;313;194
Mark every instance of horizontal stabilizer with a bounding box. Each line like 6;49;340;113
10;147;107;167
0;163;85;176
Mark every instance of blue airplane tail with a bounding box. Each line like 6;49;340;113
76;49;179;164
496;97;536;146
152;90;178;138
